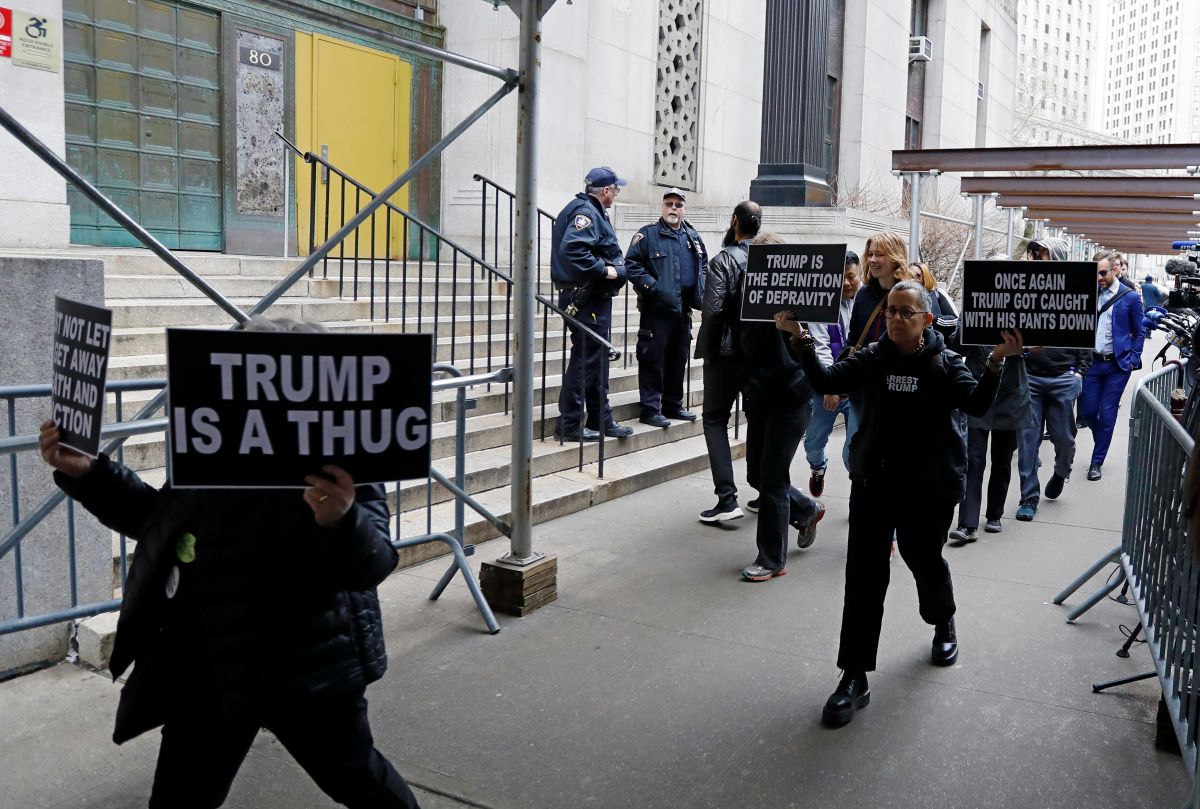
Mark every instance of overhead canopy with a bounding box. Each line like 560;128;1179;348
892;144;1200;253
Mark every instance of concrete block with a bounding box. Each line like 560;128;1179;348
76;611;120;671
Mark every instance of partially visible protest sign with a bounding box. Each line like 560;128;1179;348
51;296;112;458
166;329;433;488
960;260;1098;348
740;243;847;324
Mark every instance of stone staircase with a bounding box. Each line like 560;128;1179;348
12;247;745;585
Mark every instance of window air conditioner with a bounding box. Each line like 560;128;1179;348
908;35;933;62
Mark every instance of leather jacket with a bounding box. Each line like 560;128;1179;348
695;241;751;360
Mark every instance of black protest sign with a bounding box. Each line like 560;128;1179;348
51;297;113;458
960;260;1098;348
166;329;433;488
740;243;847;324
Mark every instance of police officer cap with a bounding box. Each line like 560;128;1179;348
585;166;627;187
662;187;686;202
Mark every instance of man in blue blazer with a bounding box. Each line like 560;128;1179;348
1079;249;1145;480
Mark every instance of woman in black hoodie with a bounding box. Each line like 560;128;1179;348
776;281;1023;727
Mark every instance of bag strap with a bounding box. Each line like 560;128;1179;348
855;300;886;349
1098;285;1131;316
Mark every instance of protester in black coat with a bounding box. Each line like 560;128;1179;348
778;280;1023;728
39;420;420;808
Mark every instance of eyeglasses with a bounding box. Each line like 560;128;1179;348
608;185;621;195
1097;269;1111;276
663;201;685;209
884;307;928;320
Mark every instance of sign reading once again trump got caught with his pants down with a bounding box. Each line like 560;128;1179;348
739;243;847;324
959;260;1098;348
166;329;432;488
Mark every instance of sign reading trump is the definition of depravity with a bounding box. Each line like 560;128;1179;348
740;243;847;324
166;329;433;488
959;260;1098;348
51;297;113;458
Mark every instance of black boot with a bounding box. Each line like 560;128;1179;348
931;617;959;666
822;671;870;727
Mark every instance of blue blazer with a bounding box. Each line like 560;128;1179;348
1109;288;1146;372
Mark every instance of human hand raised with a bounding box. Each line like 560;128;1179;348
303;465;356;529
39;420;94;479
991;328;1025;359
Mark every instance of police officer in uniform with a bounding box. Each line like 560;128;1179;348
624;188;708;427
552;166;634;441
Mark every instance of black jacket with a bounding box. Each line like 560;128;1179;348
741;323;812;408
549;193;627;298
964;347;1032;431
1025;346;1091;378
695;241;751;360
55;455;398;744
799;329;1003;501
624;219;707;314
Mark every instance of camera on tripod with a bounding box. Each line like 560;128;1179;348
1165;254;1200;310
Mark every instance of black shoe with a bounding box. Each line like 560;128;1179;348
948;526;977;545
822;671;870;727
808;467;826;497
932;618;959;666
699;502;744;523
745;498;760;514
663;408;698;422
604;422;634;438
555;427;600;442
794;502;826;549
1044;473;1067;500
1087;463;1102;481
639;413;671;428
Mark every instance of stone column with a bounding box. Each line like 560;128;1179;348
748;0;834;207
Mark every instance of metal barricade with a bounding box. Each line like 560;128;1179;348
1053;363;1199;808
0;363;508;642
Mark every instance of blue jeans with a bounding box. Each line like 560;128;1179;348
804;396;856;472
1017;372;1081;502
1079;358;1131;466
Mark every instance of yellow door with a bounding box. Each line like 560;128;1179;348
295;33;412;258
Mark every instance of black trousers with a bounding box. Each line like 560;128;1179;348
838;477;957;673
701;356;748;506
148;692;420;809
744;394;816;570
637;308;692;417
958;427;1018;528
557;293;613;433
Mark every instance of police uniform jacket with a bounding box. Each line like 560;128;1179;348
54;454;397;744
550;193;626;298
624;219;707;315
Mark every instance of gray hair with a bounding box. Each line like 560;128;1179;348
890;280;929;301
585;184;611;196
243;315;328;334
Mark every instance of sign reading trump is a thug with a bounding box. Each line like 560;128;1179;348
959;260;1098;348
166;329;433;488
740;243;847;324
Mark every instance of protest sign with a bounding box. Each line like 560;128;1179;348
740;243;847;324
166;329;433;488
960;260;1098;348
51;297;112;458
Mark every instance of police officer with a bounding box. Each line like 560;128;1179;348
552;166;634;442
624;188;708;427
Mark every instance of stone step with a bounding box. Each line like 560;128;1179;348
103;273;555;302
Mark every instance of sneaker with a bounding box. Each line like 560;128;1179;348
808;466;826;497
795;502;826;549
984;519;1003;533
1044;473;1067;500
822;671;870;727
1087;463;1102;481
699;502;744;523
1015;500;1038;521
948;526;977;545
741;563;787;582
745;498;760;514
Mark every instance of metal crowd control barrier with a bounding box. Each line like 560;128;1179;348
0;363;507;639
1053;363;1199;808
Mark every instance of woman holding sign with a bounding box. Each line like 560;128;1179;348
775;281;1023;727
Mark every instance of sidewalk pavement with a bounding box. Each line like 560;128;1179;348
0;363;1189;809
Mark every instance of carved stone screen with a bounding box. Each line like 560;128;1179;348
654;0;703;190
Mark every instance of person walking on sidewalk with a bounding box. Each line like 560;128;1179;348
1014;236;1091;521
738;232;825;581
802;251;862;496
624;188;708;428
1079;248;1146;481
37;418;421;807
695;201;760;522
551;166;634;442
778;281;1023;726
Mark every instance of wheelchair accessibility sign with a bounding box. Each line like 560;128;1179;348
12;8;58;72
